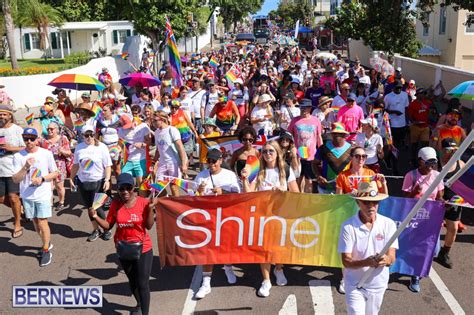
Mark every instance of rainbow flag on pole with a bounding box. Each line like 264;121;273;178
209;56;219;68
165;16;183;87
25;113;35;125
225;64;241;83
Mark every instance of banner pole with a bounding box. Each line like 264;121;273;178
357;130;474;289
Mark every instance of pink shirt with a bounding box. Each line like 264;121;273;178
402;169;444;201
288;116;322;161
337;104;364;140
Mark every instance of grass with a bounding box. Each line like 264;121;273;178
0;58;78;76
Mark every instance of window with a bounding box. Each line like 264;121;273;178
112;29;132;44
467;14;474;33
51;32;59;49
439;6;446;35
62;31;72;49
422;13;430;36
25;33;41;51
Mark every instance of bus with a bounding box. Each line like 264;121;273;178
253;15;270;43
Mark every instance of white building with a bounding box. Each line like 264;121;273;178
10;20;135;59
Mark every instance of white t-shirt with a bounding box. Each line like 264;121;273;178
194;168;241;195
201;91;220;119
331;95;347;109
0;124;25;177
118;124;151;161
100;116;119;144
73;142;112;182
338;213;398;291
154;126;181;165
384;91;409;128
355;133;383;165
13;148;57;201
138;99;160;111
251;106;273;135
257;167;296;191
178;97;193;119
280;106;300;130
188;89;206;119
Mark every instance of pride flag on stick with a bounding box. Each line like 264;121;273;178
92;193;109;210
165;16;183;87
225;64;242;84
25;113;35;125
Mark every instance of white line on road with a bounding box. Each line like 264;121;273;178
278;294;298;315
429;267;465;315
308;280;335;315
181;265;203;315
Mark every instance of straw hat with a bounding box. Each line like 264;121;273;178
74;103;94;116
258;94;272;104
318;96;333;107
330;122;349;134
353;181;388;201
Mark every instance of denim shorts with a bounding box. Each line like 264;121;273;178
23;199;52;219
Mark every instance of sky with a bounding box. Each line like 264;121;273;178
256;0;279;16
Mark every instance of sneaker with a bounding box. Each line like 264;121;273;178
257;280;272;297
101;230;112;241
195;283;211;299
36;243;54;257
40;250;52;267
87;230;101;242
273;268;287;286
224;265;237;284
55;203;66;211
409;276;421;293
338;279;345;294
436;250;453;269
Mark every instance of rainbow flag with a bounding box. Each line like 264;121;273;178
74;119;85;131
25;113;35;125
165;16;183;87
119;139;130;165
91;104;102;119
383;112;393;145
372;108;383;115
108;145;121;159
225;64;241;83
150;180;169;193
92;193;109;210
298;146;309;159
449;195;465;204
245;155;260;183
209;56;219;68
121;52;129;60
140;174;152;191
31;168;42;179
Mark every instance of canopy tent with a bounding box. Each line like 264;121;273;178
290;26;313;34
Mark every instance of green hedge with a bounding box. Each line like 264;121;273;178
64;51;93;65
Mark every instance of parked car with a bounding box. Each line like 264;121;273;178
235;33;256;44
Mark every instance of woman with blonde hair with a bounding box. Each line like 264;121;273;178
101;79;118;101
241;140;299;297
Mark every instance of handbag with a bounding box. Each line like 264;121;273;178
116;240;143;261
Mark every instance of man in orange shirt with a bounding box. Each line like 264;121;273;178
435;108;466;153
407;88;431;166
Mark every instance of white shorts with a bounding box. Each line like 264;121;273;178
345;285;386;315
156;161;181;180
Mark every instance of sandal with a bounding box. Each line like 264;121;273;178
12;227;24;239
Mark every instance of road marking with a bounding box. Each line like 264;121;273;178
278;294;297;315
181;265;202;315
429;267;465;315
308;280;335;315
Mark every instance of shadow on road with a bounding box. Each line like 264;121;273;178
0;236;39;258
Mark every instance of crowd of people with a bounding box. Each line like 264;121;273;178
0;37;472;315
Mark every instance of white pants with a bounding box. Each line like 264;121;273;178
345;285;386;315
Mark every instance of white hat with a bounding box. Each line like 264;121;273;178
234;78;244;85
409;79;415;85
117;94;127;101
418;147;437;161
81;125;95;134
361;117;378;128
258;94;272;104
396;67;402;72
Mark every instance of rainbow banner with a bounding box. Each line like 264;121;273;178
165;16;183;87
25;113;35;125
156;192;444;277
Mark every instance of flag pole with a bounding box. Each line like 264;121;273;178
357;130;474;289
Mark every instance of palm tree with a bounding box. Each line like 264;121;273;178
1;0;19;69
16;0;64;59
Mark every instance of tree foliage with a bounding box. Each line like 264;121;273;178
273;0;311;29
208;0;264;32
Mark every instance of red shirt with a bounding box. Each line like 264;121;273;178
106;196;152;253
407;99;430;128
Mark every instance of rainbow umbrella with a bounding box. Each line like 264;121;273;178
48;74;105;91
119;72;161;88
448;80;474;100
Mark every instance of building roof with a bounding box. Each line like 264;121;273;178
418;45;442;56
59;21;132;31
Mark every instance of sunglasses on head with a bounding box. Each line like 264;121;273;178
22;137;37;142
83;133;95;138
118;184;134;192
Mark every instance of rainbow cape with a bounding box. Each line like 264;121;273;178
25;113;35;125
92;193;109;210
245;155;260;183
165;16;183;87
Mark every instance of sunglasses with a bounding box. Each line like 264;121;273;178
171;106;179;110
360;200;379;206
47;127;57;131
353;154;368;159
242;138;254;143
83;133;95;138
424;159;438;166
118;184;134;192
22;137;37;142
263;149;276;154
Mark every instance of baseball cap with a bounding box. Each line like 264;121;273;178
117;173;134;187
22;128;38;137
299;98;313;108
81;92;91;98
395;80;403;88
119;114;133;129
441;138;458;149
347;93;357;101
418;147;437;161
81;125;95;134
206;148;223;160
361;117;378;128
